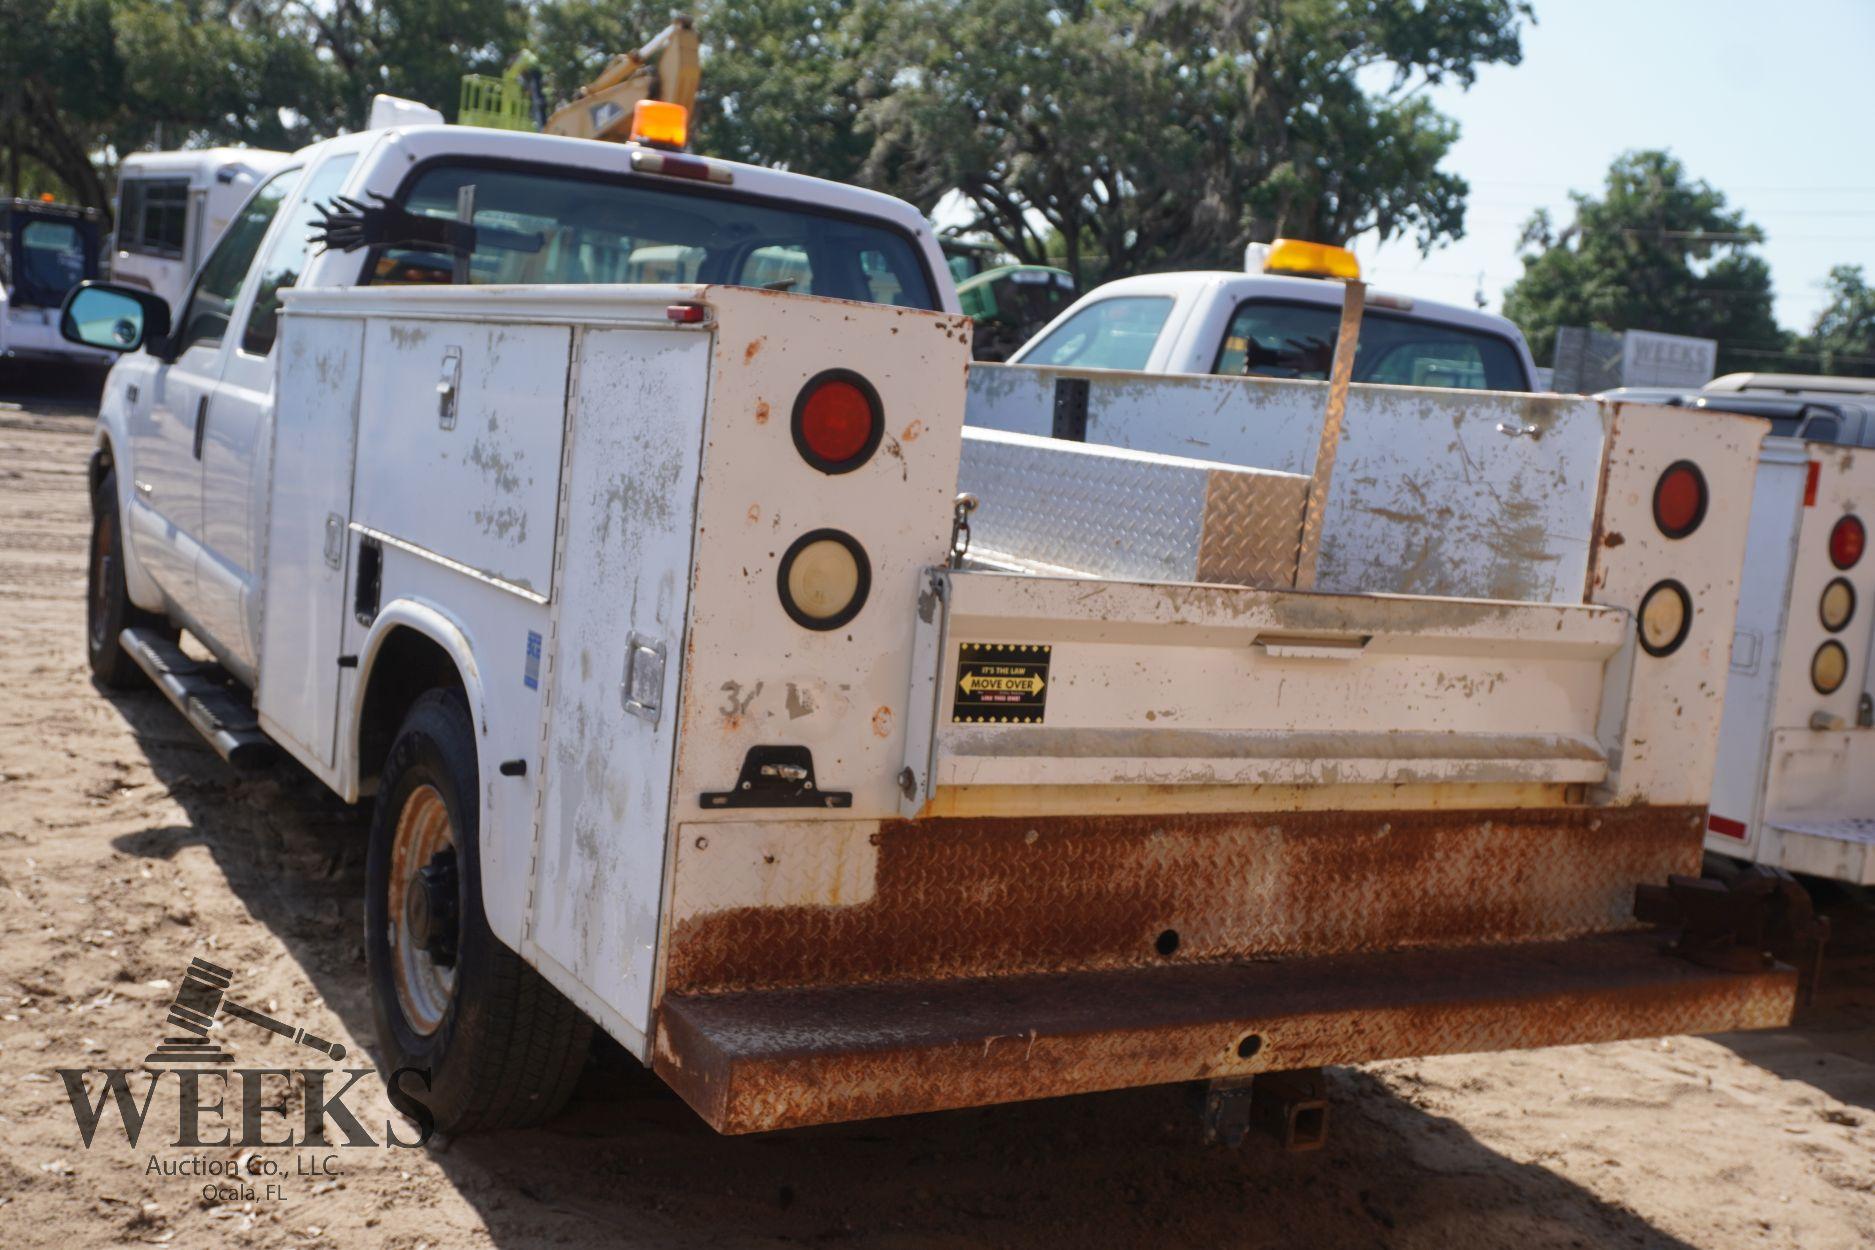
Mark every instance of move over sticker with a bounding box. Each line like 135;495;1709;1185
952;643;1051;724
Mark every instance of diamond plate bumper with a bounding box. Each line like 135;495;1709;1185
652;932;1796;1134
665;806;1710;996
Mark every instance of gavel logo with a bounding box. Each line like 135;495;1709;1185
144;957;346;1066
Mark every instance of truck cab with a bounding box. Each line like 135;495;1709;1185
70;121;952;694
1011;241;1538;392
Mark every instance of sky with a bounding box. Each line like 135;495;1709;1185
1356;0;1875;333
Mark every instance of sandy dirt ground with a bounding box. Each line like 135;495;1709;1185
1;368;1872;1249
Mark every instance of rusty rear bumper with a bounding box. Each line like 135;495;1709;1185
652;932;1794;1134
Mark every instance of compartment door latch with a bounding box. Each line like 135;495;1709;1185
621;632;666;725
437;346;462;429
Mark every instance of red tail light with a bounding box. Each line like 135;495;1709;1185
1652;461;1707;539
1830;515;1865;570
792;370;883;474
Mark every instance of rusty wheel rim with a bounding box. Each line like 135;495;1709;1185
389;783;457;1035
88;507;115;651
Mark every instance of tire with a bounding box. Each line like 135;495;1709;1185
365;688;591;1134
86;469;170;688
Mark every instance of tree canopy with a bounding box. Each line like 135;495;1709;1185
1501;150;1785;375
5;0;1526;275
1795;265;1875;377
9;1;1860;364
855;0;1534;283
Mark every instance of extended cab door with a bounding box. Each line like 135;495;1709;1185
198;154;356;677
126;170;296;619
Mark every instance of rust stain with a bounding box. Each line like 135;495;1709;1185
664;805;1707;997
900;420;925;443
871;706;893;738
746;503;761;524
744;338;764;364
754;400;770;425
1603;531;1626;548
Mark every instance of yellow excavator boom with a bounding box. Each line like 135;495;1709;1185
543;17;701;144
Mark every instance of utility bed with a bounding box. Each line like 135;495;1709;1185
264;282;1789;1135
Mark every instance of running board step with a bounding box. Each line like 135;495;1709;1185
119;627;276;770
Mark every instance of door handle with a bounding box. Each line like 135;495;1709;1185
192;395;209;460
1252;633;1370;660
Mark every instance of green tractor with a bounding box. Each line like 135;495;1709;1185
941;238;1077;362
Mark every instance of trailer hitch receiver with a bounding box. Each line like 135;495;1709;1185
1197;1068;1329;1151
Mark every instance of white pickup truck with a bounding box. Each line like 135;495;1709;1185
63;117;1797;1141
1009;241;1540;392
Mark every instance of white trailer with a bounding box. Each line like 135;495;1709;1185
111;147;292;313
1706;438;1875;883
60;118;1799;1141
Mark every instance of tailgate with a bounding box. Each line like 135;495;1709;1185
901;570;1626;815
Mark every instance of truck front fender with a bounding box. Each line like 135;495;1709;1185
91;404;163;615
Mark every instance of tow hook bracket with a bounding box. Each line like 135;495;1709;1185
1197;1068;1329;1151
1196;1075;1256;1148
701;745;852;810
1635;865;1830;1001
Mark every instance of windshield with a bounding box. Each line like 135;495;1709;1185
1022;296;1174;370
1216;299;1528;391
370;163;937;310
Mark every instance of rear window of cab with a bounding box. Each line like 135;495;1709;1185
1216;299;1528;391
368;162;937;310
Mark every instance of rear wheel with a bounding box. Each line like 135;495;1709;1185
365;689;591;1133
86;469;169;688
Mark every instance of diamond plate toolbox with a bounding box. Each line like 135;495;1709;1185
957;427;1311;588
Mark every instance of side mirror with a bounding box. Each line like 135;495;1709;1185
59;282;171;356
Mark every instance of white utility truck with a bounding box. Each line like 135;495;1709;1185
111;147;294;313
1704;437;1875;884
64;113;1798;1142
1010;239;1540;392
